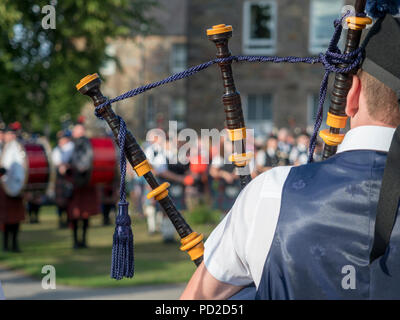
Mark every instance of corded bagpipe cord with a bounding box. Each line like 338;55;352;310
110;116;134;280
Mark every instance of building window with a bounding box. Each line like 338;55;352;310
309;0;343;54
247;95;273;121
307;93;330;129
170;43;187;74
243;1;277;55
245;94;273;135
100;44;117;76
146;95;156;128
171;98;186;129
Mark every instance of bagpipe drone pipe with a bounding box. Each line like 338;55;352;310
76;0;398;282
207;24;253;189
76;74;204;279
318;0;372;160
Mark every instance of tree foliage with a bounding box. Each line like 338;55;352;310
0;0;156;136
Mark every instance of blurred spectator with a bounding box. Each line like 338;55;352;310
185;139;209;211
1;124;25;252
126;163;145;218
255;135;280;174
159;138;190;243
143;133;166;235
313;141;324;162
277;128;292;165
210;137;240;215
67;123;100;249
52;130;74;228
289;133;310;166
144;132;178;242
100;176;119;226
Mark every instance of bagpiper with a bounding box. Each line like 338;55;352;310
182;4;400;300
52;130;74;229
67;122;101;249
0;123;26;253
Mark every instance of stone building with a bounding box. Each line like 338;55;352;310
85;0;353;138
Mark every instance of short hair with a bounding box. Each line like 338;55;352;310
359;69;400;126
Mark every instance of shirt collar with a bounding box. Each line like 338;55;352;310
336;125;395;154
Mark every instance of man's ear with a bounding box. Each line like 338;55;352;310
346;75;361;118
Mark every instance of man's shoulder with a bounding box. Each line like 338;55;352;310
245;166;293;200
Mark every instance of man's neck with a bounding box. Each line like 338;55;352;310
350;120;397;130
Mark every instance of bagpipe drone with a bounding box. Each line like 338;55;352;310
77;0;399;279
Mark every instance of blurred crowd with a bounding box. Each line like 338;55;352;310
125;127;323;242
253;128;323;173
0;120;323;250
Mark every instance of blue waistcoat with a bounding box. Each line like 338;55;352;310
256;150;400;300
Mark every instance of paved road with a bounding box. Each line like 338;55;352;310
0;266;186;300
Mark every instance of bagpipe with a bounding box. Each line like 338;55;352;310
77;0;395;280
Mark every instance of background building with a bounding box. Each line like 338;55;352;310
85;0;352;138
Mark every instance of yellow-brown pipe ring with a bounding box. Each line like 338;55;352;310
134;160;152;177
76;73;99;90
346;16;372;30
147;182;170;201
319;129;345;146
206;24;232;36
227;127;247;141
326;112;348;129
180;232;205;261
229;152;253;167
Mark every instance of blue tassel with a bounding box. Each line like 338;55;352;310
366;0;400;18
111;202;134;280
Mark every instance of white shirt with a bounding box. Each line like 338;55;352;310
204;125;396;288
52;141;74;166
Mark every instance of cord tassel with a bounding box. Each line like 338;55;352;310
111;202;134;280
111;116;134;280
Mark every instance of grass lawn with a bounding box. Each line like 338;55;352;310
0;206;218;288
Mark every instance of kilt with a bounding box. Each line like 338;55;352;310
67;185;100;220
0;188;25;225
54;173;73;209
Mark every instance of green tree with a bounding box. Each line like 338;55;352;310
0;0;156;137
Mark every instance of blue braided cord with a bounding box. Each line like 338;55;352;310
94;56;322;115
118;116;127;202
308;71;330;163
94;49;361;114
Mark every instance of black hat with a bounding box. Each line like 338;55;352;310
362;14;400;99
